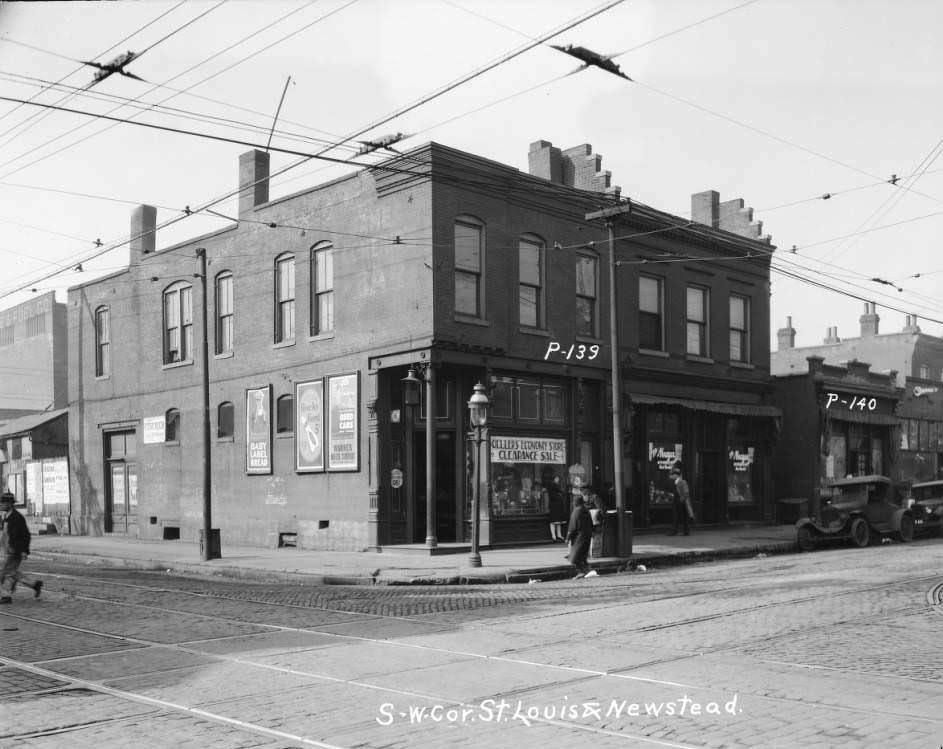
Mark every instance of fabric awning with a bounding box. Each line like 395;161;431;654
824;409;900;426
629;393;781;419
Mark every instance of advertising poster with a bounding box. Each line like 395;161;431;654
246;384;272;474
295;379;325;472
41;457;70;506
327;373;359;471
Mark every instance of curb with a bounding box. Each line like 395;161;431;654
30;540;798;587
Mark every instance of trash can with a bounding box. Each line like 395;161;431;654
200;528;222;559
600;509;633;557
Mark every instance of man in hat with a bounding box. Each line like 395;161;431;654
668;463;692;536
0;491;42;603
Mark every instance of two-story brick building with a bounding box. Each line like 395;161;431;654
68;140;778;549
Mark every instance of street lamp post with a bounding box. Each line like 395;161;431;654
467;381;490;567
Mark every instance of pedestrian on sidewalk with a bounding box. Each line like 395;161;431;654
0;491;42;603
547;473;568;542
668;463;693;537
566;491;594;578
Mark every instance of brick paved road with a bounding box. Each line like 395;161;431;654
1;539;942;747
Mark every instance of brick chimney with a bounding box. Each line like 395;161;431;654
691;190;771;243
129;204;156;264
859;302;880;337
777;316;796;350
239;149;270;217
903;314;921;334
527;140;620;196
823;326;840;344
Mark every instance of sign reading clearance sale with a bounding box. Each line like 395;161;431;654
491;436;566;464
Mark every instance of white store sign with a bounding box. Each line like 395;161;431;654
491;436;566;464
143;415;166;444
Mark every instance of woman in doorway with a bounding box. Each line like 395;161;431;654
546;473;568;542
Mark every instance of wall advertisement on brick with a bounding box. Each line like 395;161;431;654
246;384;272;474
295;379;324;472
327;373;359;471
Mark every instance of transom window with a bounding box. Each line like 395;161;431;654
519;235;544;328
215;272;234;354
163;283;193;364
275;254;295;343
729;294;749;362
686;285;709;356
455;218;484;317
575;253;598;338
95;305;110;376
639;276;664;351
217;401;234;439
310;242;334;336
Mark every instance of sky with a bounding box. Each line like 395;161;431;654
1;0;942;349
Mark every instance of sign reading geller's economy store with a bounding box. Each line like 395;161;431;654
490;436;566;464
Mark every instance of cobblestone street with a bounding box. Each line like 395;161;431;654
2;540;942;747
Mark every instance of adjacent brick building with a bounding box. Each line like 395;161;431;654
68;140;778;549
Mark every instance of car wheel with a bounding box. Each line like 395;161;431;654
797;526;815;552
897;514;914;543
850;517;870;548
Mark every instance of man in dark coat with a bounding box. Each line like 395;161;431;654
0;492;42;603
566;492;594;578
668;464;692;536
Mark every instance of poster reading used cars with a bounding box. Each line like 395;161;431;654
246;384;272;474
327;373;358;471
295;379;324;472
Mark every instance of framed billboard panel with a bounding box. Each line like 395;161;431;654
327;372;359;471
246;384;272;474
295;379;325;472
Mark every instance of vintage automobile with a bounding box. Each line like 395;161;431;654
796;475;914;551
907;480;943;537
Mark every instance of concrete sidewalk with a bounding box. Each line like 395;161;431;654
29;524;799;585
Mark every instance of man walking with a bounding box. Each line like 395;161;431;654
668;464;693;537
0;491;42;603
566;491;594;579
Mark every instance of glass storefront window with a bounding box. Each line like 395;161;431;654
517;380;540;422
490;435;567;516
727;446;755;504
490;378;513;419
544;385;566;424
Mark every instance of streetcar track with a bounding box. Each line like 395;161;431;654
2;567;942;743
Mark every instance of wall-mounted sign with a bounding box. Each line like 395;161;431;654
391;468;403;488
913;385;939;397
142;416;166;444
246;385;272;474
492;436;566;464
327;373;359;471
41;457;70;506
295;379;324;473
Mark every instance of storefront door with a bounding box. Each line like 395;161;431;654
696;450;724;524
106;461;137;534
412;432;458;543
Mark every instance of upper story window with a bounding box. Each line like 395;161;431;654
519;235;544;328
215;272;233;355
729;294;750;362
454;217;484;317
274;254;295;343
163;283;193;364
575;253;598;338
165;408;180;443
639;276;664;351
217;401;234;439
919;364;930;380
276;394;294;434
686;285;709;356
94;305;110;376
310;242;334;336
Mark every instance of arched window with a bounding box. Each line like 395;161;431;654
310;242;334;336
215;271;234;354
165;408;181;443
454;216;485;318
274;254;295;343
94;305;110;376
276;394;294;434
217;401;234;439
163;282;193;363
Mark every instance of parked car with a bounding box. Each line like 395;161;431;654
796;475;914;551
907;480;943;537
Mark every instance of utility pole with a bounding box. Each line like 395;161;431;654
586;203;633;556
196;247;213;561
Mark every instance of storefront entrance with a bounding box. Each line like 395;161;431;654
104;429;137;534
412;432;457;542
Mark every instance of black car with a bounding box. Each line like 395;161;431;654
907;480;943;537
796;475;914;551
